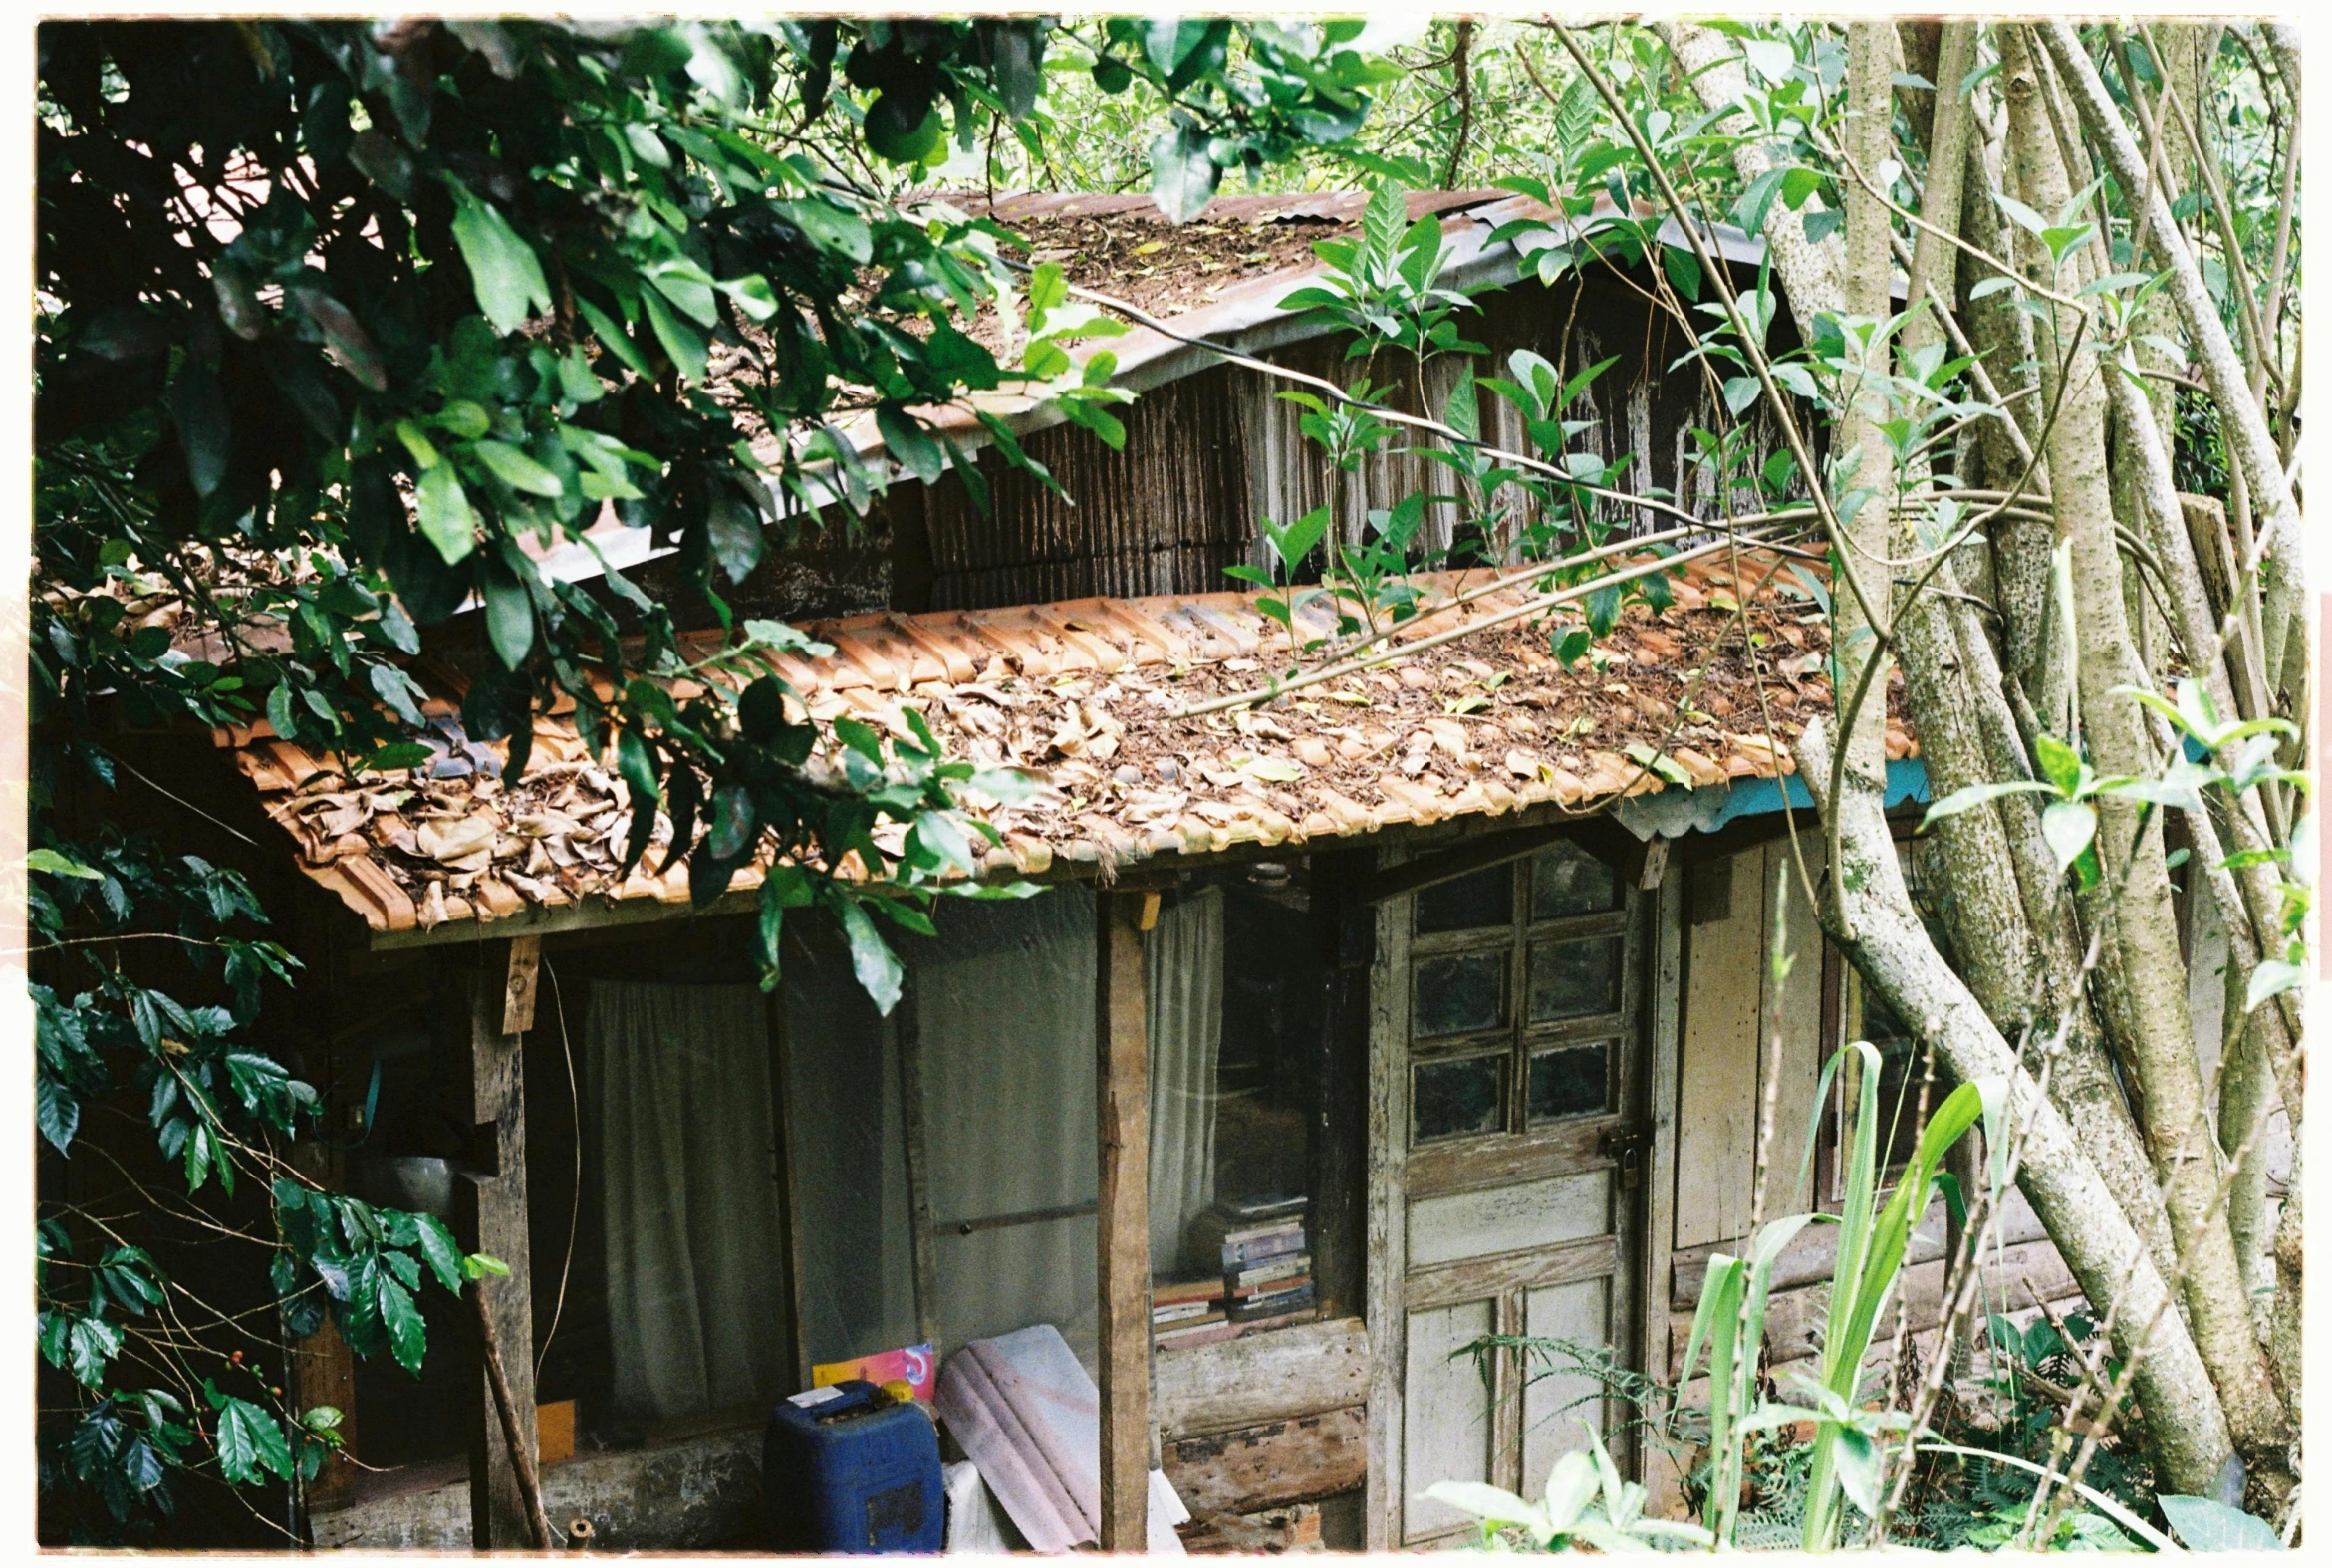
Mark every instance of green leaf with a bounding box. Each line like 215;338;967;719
864;92;944;163
876;403;945;485
1259;505;1331;574
212;1392;293;1485
413;464;477;565
704;783;758;862
409;1214;465;1294
2032;732;2084;794
838;899;904;1015
1832;1426;1881;1517
641;287;708;385
470;440;565;498
2158;1496;2283;1552
832;715;884;761
27;847;104;881
165;358;232;497
447;187;552;336
378;1271;425;1373
617;728;661;811
1150;121;1220;224
573;294;653;380
706;486;765;584
966;767;1038;804
2041;800;2097;873
778;197;872;265
480;560;536;669
367;660;426;727
1919;779;2055;829
1995;192;2048;238
37;1077;80;1154
2245;959;2304;1014
1741;37;1795;83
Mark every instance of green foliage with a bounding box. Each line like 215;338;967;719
33;15;1400;1537
1424;1421;1715;1552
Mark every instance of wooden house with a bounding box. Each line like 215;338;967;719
59;191;2116;1552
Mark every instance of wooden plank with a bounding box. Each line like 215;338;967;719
1639;865;1683;1517
1673;850;1763;1249
1095;890;1153;1550
1163;1407;1369;1515
893;978;941;1353
1407;1233;1620;1312
1363;848;1411;1550
1665;1239;2083;1378
1490;1290;1523;1495
1762;841;1829;1217
457;945;538;1552
1405;1115;1614;1199
1312;850;1374;1320
1673;1187;2050;1307
289;1305;360;1514
1408;1171;1611;1268
1401;1297;1494;1543
1155;1315;1371;1438
501;934;541;1035
1520;1276;1612;1492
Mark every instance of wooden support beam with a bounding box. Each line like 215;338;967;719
1095;890;1153;1550
895;979;942;1355
287;1297;360;1516
1354;815;1644;907
456;942;538;1552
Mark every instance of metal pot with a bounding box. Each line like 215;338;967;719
357;1156;458;1218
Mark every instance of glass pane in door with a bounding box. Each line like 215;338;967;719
1531;841;1620;918
1417;863;1514;933
1527;1042;1611;1122
1528;936;1621;1022
1414;1054;1505;1143
1415;951;1509;1037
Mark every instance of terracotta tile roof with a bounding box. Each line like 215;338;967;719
216;550;1913;937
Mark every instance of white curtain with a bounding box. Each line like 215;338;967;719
909;889;1099;1368
1147;888;1224;1275
585;981;789;1423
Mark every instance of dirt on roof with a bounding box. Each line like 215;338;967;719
959;188;1506;322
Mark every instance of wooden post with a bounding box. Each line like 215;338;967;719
285;1137;359;1516
895;976;942;1356
286;1301;360;1515
456;940;539;1551
1363;847;1412;1550
1640;859;1685;1514
1095;890;1152;1549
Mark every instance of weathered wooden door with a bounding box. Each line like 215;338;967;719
1371;837;1649;1546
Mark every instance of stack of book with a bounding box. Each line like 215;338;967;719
1185;1194;1317;1336
1151;1275;1230;1351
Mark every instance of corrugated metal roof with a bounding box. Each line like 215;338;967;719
217;549;1912;939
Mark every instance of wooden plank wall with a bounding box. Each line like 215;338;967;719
1657;835;2085;1496
1673;839;1827;1252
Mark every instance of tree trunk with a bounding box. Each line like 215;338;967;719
2002;25;2293;1497
1794;718;2233;1497
1658;20;1845;342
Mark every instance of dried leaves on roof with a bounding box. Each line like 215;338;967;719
220;550;1913;935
